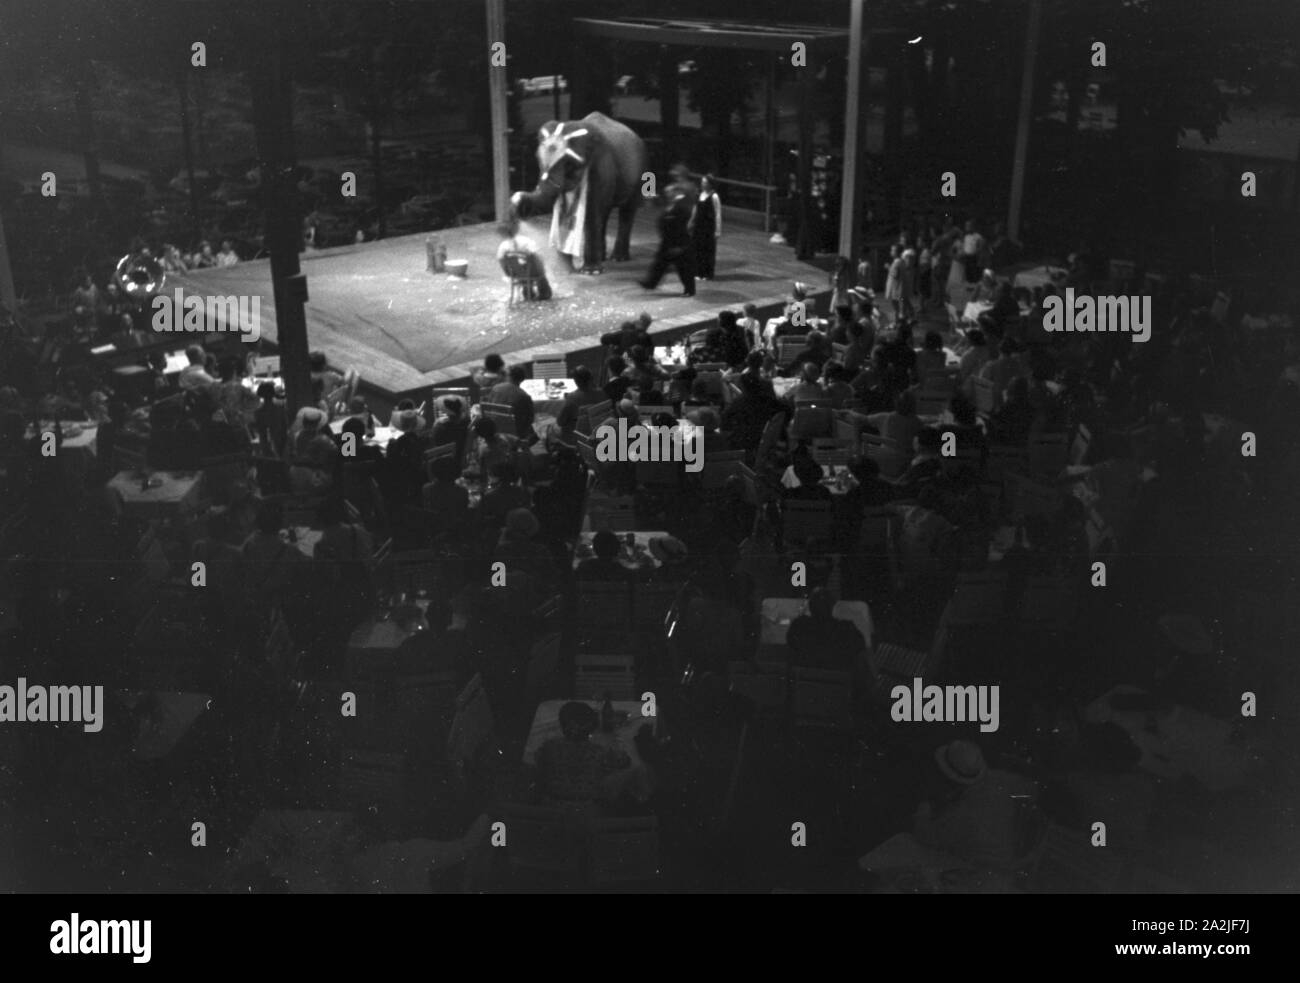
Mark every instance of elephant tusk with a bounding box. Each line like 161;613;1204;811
564;148;586;164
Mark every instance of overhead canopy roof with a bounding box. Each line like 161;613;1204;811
573;16;851;53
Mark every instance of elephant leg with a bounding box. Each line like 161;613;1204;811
583;208;604;273
612;199;636;262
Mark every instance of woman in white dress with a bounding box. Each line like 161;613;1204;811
884;245;904;322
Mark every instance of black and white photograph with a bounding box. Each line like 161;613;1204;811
0;0;1296;934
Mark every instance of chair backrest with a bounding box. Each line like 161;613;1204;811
424;443;457;467
586;495;637;531
502;250;536;279
870;641;930;680
972;375;1001;416
728;661;788;711
789;405;832;440
941;569;1007;627
922;370;956;394
635;405;674;420
782;499;834;545
587;816;660;885
573;653;636;700
1069;424;1091;467
532;355;567;382
1017;574;1078;631
480;401;517;438
914;390;949;418
525;633;563;695
339;750;406;826
775;336;808;368
861;433;908;479
391;548;444;596
810;437;853;467
790;667;853;731
631;583;680;632
1028;432;1068;477
700;455;748;490
578;400;613;437
575;581;632;631
985;444;1028;483
447;673;495;769
499;802;584;874
1004;471;1062;519
857;507;896;554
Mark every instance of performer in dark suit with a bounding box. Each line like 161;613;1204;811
640;166;696;297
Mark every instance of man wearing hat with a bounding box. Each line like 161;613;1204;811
912;740;1041;872
534;701;632;807
385;403;431;507
493;507;558;586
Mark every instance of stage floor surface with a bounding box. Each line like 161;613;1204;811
171;214;824;397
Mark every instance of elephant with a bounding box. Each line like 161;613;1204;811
510;112;647;275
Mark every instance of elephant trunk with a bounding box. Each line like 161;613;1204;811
513;180;561;219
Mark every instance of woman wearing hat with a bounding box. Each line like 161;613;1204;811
912;740;1041;873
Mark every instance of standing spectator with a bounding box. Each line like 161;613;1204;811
431;397;470;466
178;345;216;393
473;353;506;396
739;303;763;352
716;309;750;368
961;220;986;284
488;364;537;445
884;245;904;322
691;174;723;280
253;383;287;457
191;241;217;269
70;272;100;342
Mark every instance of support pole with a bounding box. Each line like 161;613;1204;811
250;6;311;416
1007;0;1042;243
486;0;510;222
838;0;865;261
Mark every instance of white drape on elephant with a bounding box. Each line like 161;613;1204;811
510;112;648;275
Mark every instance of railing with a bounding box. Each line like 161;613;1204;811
688;172;779;233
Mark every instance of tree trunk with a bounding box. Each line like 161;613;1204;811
370;120;387;239
659;46;680;169
178;69;203;249
73;66;102;207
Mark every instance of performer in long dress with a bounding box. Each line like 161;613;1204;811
690;174;722;280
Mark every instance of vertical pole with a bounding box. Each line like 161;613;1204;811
0;206;16;314
838;0;865;261
765;58;776;232
795;65;814;259
1007;0;1042;243
250;6;311;416
178;67;203;249
486;0;510;222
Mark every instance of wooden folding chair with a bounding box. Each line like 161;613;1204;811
775;336;808;369
499;802;585;876
573;653;636;700
587;816;661;886
532;354;567;382
782;499;834;545
480;401;518;438
728;660;788;715
631;583;680;634
862;433;908;480
1028;432;1068;477
577;400;613;437
790;667;854;732
574;581;632;636
972;375;1001;417
586;495;637;531
789;405;833;440
810;437;854;467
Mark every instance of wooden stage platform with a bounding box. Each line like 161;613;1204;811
170;214;826;401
